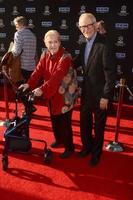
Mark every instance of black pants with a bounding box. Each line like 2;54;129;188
50;110;74;151
21;69;33;83
80;96;107;159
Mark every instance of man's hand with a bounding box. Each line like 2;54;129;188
100;98;109;110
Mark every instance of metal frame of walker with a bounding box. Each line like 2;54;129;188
106;78;133;152
0;67;17;127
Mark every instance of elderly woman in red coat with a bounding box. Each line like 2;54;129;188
19;30;78;158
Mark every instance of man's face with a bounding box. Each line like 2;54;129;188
78;16;96;39
45;34;61;55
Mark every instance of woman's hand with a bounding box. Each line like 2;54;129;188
18;83;29;92
32;88;43;97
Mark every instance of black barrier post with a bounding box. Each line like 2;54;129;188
106;78;133;152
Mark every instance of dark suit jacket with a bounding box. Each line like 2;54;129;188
74;33;116;106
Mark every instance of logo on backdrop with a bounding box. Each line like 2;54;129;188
77;34;86;44
58;7;70;13
0;43;5;52
60;35;69;41
0;19;5;28
115;23;129;30
41;21;52;27
0;32;6;38
43;5;51;15
79;5;86;15
75;49;80;55
115;36;125;47
0;8;5;13
11;6;20;15
96;7;109;13
116;52;126;59
60;19;68;29
11;20;14;26
118;5;128;16
28;19;35;29
116;65;123;76
25;7;36;13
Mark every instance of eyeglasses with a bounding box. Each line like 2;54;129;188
78;23;94;30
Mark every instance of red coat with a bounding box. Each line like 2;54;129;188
28;47;78;115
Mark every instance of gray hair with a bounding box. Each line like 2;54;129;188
13;16;28;26
79;13;97;24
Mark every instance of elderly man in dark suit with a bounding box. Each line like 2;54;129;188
74;13;116;166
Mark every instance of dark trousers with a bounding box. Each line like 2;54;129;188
21;69;33;83
80;96;107;159
50;110;74;151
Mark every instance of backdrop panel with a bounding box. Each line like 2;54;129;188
0;0;132;104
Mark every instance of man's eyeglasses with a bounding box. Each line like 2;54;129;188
78;23;94;30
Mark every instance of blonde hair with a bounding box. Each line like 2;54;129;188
44;30;61;42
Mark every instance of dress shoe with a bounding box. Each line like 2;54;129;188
50;140;61;148
89;156;100;167
77;149;91;158
60;150;74;159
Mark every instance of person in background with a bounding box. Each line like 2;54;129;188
12;16;37;82
19;30;78;159
74;13;116;166
97;20;107;35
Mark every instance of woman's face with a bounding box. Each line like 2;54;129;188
45;34;61;55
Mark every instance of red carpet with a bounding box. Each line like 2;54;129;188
0;97;133;200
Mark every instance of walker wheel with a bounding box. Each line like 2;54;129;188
2;155;8;171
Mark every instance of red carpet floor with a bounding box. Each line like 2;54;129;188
0;99;133;200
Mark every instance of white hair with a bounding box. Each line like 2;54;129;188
79;13;97;24
44;30;61;42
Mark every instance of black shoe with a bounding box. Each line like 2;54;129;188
60;150;74;159
89;156;100;167
50;140;61;148
77;149;91;158
31;105;37;113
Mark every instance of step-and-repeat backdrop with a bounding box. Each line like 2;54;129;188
0;0;132;104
